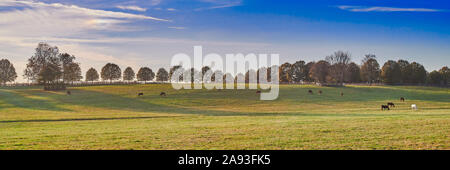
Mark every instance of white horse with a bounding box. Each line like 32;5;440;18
411;104;418;110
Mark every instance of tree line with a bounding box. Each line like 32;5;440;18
0;43;449;87
276;52;449;86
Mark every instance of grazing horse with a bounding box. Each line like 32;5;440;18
381;105;390;110
387;102;395;107
318;90;322;95
160;92;167;96
400;97;405;102
411;104;418;110
308;90;313;94
138;93;144;96
340;92;344;96
67;91;71;95
256;90;261;94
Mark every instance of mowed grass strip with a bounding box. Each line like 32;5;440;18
0;84;449;149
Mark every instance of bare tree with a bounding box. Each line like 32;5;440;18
326;51;351;85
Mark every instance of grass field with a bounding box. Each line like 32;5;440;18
0;84;449;150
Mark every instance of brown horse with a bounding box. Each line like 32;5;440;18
400;97;405;102
67;91;71;95
308;90;313;94
160;92;167;96
381;105;390;110
138;93;144;96
318;90;322;95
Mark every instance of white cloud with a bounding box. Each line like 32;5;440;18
194;0;242;11
116;5;147;12
338;5;441;12
168;26;186;30
167;8;177;11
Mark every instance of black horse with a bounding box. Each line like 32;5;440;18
381;105;390;110
400;97;405;102
138;93;144;96
308;90;313;94
160;92;167;96
387;102;395;107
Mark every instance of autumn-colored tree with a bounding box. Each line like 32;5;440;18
309;60;330;84
360;54;380;84
381;60;402;84
279;62;292;83
346;62;361;83
326;51;351;85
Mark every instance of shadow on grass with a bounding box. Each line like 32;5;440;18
0;89;71;112
0;116;182;123
1;85;448;121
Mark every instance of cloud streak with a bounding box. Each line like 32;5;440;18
116;5;147;12
338;5;442;12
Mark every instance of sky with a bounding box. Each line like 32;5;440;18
0;0;449;82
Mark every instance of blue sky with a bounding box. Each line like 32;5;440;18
0;0;449;82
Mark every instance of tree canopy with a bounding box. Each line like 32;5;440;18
0;59;17;85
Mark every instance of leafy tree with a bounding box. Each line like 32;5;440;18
279;62;292;83
63;62;82;83
304;62;315;82
101;63;121;82
346;62;361;83
59;53;76;83
428;71;442;85
156;68;169;82
85;68;99;82
407;62;427;84
38;62;62;84
397;60;410;83
123;67;135;81
0;59;17;85
137;67;155;82
24;43;61;84
169;65;183;82
326;51;351;85
360;54;380;84
381;60;402;84
439;66;449;85
309;60;330;84
291;60;307;83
